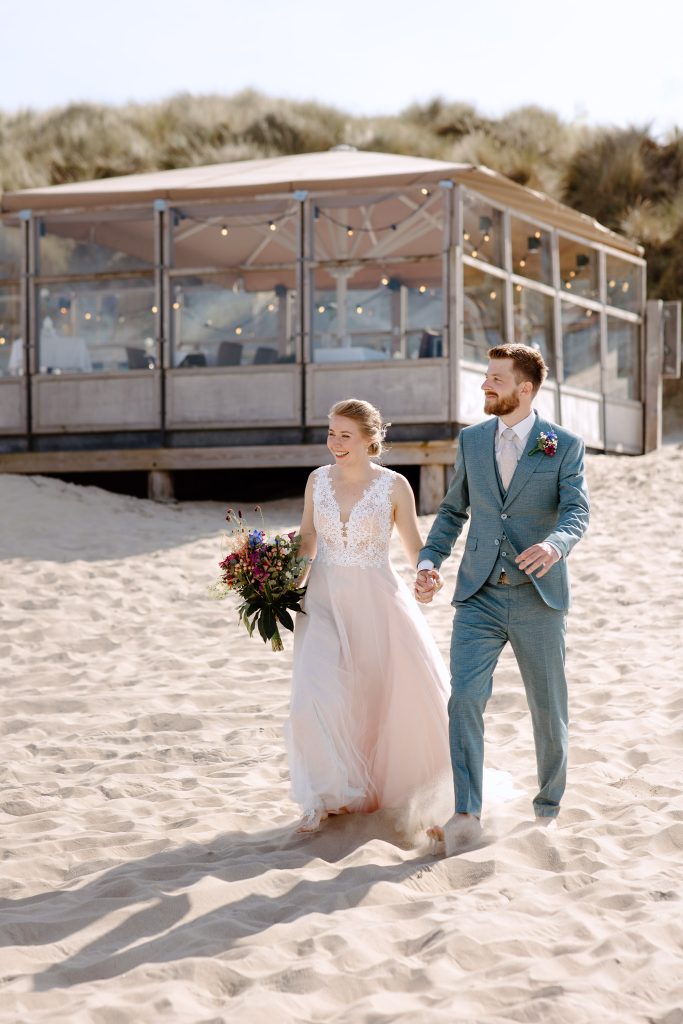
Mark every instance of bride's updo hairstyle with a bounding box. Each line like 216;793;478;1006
328;398;391;459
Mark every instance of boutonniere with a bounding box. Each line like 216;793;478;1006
529;429;558;457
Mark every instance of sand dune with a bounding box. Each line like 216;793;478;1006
1;448;682;1023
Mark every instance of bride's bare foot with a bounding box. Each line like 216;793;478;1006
328;805;350;816
426;824;445;842
296;808;328;833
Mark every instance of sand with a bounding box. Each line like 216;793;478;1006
1;447;682;1023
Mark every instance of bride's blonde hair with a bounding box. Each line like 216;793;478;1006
328;398;391;458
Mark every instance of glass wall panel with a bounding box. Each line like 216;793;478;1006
170;274;296;367
462;191;504;268
558;236;599;301
0;222;22;282
510;217;553;285
312;261;442;362
313;189;444;263
37;278;156;373
171;201;298;270
512;284;556;377
38;215;155;276
0;287;21;377
561;301;601;392
463;265;506;364
605;254;642;313
607;316;640;400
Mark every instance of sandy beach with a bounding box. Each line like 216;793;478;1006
1;447;682;1023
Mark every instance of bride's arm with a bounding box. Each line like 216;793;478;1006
392;474;425;567
296;472;318;565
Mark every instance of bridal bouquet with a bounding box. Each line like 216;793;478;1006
210;508;308;651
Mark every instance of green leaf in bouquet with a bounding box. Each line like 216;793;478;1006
275;606;294;632
257;610;270;642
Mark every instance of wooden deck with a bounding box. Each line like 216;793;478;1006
0;440;457;512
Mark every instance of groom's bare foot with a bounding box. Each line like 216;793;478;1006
427;813;482;853
296;808;329;833
427;812;472;843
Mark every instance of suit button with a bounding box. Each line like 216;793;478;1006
501;513;508;520
502;551;508;558
494;539;500;546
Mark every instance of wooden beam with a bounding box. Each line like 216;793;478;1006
0;440;456;476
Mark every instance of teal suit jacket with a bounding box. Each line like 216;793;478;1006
419;413;590;611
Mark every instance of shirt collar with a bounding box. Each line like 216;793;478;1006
497;409;537;446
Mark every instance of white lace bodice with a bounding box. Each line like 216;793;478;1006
313;465;396;568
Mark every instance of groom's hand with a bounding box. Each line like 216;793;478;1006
415;569;442;603
516;542;560;579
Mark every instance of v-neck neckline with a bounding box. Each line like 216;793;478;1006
326;465;384;527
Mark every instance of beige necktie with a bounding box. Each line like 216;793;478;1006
498;427;519;491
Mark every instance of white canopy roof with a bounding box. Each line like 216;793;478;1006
1;150;643;257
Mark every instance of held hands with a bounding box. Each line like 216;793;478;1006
515;542;560;579
414;569;443;604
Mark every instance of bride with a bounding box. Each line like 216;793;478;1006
284;398;452;835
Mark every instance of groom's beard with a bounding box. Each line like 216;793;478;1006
484;391;521;417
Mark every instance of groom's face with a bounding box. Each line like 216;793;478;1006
482;358;526;416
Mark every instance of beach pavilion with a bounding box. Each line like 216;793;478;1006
0;149;660;508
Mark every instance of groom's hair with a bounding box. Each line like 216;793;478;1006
488;344;548;395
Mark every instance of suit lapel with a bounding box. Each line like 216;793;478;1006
478;417;504;507
502;412;548;509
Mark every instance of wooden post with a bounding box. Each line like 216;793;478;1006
644;300;663;453
148;469;174;502
418;464;447;515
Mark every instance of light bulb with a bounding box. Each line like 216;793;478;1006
622;282;630;292
0;337;5;345
489;291;497;300
172;302;181;310
355;305;363;314
318;305;326;313
519;259;526;268
609;279;616;288
420;187;430;196
346;227;354;237
235;326;243;335
515;285;522;292
151;306;159;314
220;226;229;236
569;270;576;278
483;233;490;243
381;276;389;286
267;303;275;311
269;221;277;231
534;231;541;239
565;282;572;289
418;285;427;294
84;312;92;320
464;232;470;241
471;249;478;258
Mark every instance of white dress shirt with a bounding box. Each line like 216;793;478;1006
417;410;560;570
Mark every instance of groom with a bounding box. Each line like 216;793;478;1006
415;343;589;850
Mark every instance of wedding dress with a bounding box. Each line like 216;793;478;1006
285;465;454;832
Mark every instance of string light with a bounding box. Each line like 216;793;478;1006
471;249;478;258
355;305;363;314
534;231;541;239
420;187;430;195
172;302;181;310
418;285;427;294
565;282;572;289
569;270;576;278
489;291;497;300
151;305;159;314
622;282;630;292
267;303;275;311
0;337;5;345
84;312;92;320
59;306;68;314
380;276;389;286
515;285;522;292
268;221;277;232
608;280;616;288
519;259;526;268
464;233;470;241
318;305;326;313
483;233;491;242
235;326;243;335
220;226;229;237
346;227;354;237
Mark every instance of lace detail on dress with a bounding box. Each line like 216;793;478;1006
313;466;395;568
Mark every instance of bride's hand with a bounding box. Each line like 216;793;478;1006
415;569;442;603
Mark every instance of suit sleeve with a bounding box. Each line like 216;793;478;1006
417;437;470;569
544;437;590;557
